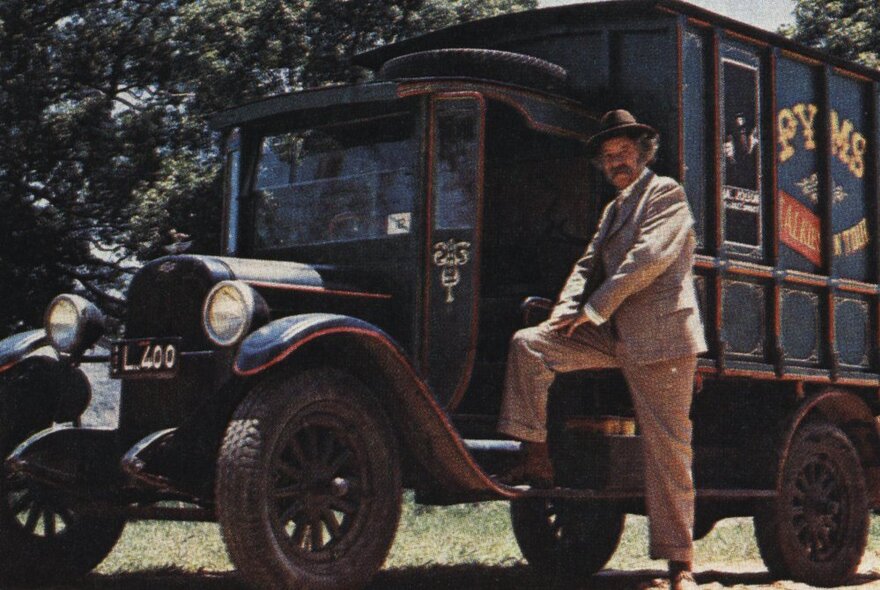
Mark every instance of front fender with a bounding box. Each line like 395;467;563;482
0;356;91;447
0;330;52;374
233;313;518;499
234;313;393;376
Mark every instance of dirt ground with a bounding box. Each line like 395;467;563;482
25;561;880;590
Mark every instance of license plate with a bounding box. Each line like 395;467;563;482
110;338;181;379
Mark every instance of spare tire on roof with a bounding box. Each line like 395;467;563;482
379;48;569;93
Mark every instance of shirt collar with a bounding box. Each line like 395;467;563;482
615;166;650;205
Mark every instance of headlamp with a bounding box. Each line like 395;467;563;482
202;281;266;347
44;294;106;354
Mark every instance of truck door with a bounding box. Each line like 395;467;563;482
422;94;484;408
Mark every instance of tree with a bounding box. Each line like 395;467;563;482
0;0;536;333
783;0;880;69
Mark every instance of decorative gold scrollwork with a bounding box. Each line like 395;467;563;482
432;239;471;303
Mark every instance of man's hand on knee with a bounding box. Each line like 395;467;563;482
548;312;593;337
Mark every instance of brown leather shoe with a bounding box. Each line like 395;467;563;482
670;569;698;590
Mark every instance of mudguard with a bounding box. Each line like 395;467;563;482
234;313;517;499
777;388;880;505
0;330;51;374
0;355;91;428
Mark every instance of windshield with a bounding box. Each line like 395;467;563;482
252;112;418;250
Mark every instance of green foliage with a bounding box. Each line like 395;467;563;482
0;0;536;332
783;0;880;69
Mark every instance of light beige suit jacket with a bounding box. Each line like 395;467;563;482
551;170;707;364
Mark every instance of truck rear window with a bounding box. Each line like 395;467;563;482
252;113;418;249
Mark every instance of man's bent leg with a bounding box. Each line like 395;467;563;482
622;356;697;564
498;322;618;443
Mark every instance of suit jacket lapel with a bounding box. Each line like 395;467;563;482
593;198;618;245
605;170;654;241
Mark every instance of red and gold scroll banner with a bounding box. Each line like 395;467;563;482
779;190;822;266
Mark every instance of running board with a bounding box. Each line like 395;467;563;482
463;439;521;453
507;485;777;500
462;438;522;480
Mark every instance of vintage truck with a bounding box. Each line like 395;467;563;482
1;0;879;588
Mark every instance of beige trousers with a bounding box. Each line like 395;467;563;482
497;321;696;563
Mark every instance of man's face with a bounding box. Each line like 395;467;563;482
598;135;643;190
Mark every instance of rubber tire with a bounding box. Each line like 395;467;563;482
0;490;125;587
753;421;868;587
510;497;624;579
216;368;402;590
0;366;124;587
379;48;569;93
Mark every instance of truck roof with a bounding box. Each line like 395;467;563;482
355;0;880;83
210;82;400;131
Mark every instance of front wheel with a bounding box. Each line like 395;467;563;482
0;474;125;586
216;368;402;590
753;421;868;587
0;363;124;586
510;497;624;579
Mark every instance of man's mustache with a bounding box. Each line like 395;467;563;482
611;165;632;176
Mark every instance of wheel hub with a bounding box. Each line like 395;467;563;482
271;421;363;559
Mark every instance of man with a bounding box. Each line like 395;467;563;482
724;112;759;188
497;110;706;590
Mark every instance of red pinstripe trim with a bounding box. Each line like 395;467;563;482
780;49;822;67
233;325;516;498
0;360;19;374
687;17;712;28
712;29;722;253
677;18;685;182
697;365;877;387
420;98;437;370
833;66;873;83
244;281;392;300
725;29;769;48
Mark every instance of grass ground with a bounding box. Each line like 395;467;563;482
46;493;874;589
63;371;880;588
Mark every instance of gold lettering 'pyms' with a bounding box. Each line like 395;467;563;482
778;103;867;179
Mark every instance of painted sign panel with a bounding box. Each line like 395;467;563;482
829;73;870;281
776;57;821;273
776;59;872;279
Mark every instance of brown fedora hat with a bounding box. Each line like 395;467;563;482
586;109;658;155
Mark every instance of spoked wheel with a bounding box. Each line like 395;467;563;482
217;368;402;590
271;412;373;557
510;497;624;579
0;459;125;586
6;474;75;539
754;421;868;587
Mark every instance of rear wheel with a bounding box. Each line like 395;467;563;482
753;421;868;587
216;368;402;590
510;497;624;579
